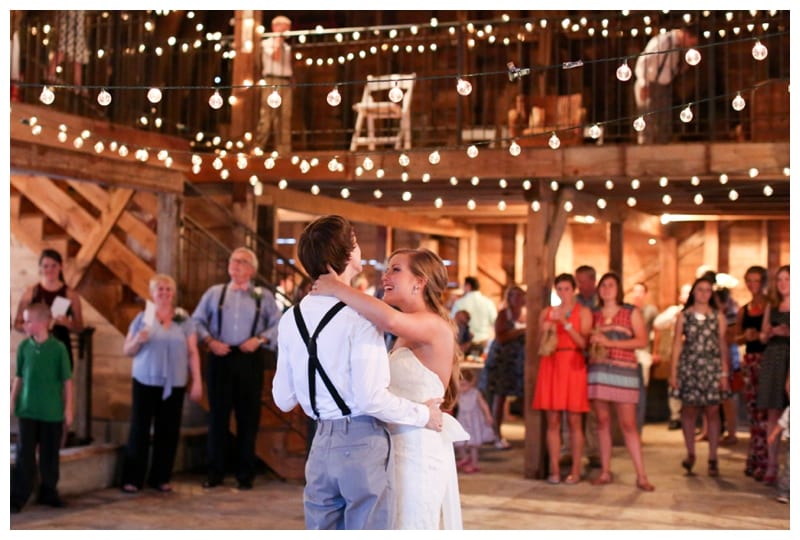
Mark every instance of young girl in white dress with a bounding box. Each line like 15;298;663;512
455;368;495;473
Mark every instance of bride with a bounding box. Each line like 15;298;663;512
314;247;468;529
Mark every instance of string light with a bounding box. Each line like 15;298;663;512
728;189;739;201
684;47;702;66
752;40;768;60
326;87;342;106
398;153;410;166
388;83;404;103
548;132;561;150
39;86;55;105
428;150;441;165
97;89;112;106
616;60;632;81
588;124;602;140
731;92;746;111
679;105;694;123
147;87;162;103
267;88;282;108
633;116;646;132
208;90;224;109
466;145;479;158
627;197;637;207
456;78;472;96
763;185;773;196
694;193;704;205
719;173;729;184
508;141;521;156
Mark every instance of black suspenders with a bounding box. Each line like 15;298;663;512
292;302;349;419
215;282;263;341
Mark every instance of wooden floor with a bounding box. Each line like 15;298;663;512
8;420;792;531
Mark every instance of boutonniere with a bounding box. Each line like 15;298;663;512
252;287;264;301
172;307;189;323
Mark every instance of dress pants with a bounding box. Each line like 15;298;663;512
11;417;63;508
121;379;186;488
206;349;264;485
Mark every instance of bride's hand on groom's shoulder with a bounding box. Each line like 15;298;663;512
423;398;444;431
311;267;340;296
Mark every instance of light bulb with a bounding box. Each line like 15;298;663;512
374;189;383;199
209;91;224;109
728;189;739;201
732;93;746;111
631;178;640;190
633;116;646;132
398;153;410;167
627;197;637;207
300;160;311;174
456;78;473;96
328;158;338;172
548;132;561;150
428;151;440;165
498;200;507;211
39;86;55;105
434;197;442;208
719;173;728;184
752;40;768;61
662;194;672;205
97;89;112;106
605;179;614;190
588;124;602;139
147;87;162;103
402;191;412;202
763;185;773;197
616;61;632;82
508;141;521;156
467;199;476;210
340;188;350;199
694;193;704;205
326;87;342;107
388;84;404;103
691;176;700;186
659;176;669;187
466;145;479;158
267;89;282;108
531;201;541;212
684;48;702;66
597;198;607;209
679;105;693;123
575;179;584;190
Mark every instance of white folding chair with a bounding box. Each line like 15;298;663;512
350;73;415;151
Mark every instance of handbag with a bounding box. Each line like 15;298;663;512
538;327;557;356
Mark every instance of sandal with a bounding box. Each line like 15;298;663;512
121;484;139;494
564;474;581;485
461;464;480;474
720;435;738;446
494;438;512;450
156;484;173;493
682;454;696;475
546;474;561;484
636;478;656;492
590;472;613;486
708;459;720;477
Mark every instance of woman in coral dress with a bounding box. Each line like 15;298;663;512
533;273;592;484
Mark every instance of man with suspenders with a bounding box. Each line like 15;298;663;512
274;215;443;529
192;247;282;490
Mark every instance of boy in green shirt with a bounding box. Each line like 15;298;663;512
11;302;73;513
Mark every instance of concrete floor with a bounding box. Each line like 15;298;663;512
8;420;792;531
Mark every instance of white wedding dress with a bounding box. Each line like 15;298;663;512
387;347;469;529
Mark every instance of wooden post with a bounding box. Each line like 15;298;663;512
230;10;262;139
609;221;623;275
156;192;179;278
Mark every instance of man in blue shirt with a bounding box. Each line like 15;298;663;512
192;247;281;490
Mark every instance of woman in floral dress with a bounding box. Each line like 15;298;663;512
670;276;730;477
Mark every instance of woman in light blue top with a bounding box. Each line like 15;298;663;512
120;274;202;493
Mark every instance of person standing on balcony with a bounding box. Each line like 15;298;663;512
254;15;293;155
191;247;281;491
634;28;697;144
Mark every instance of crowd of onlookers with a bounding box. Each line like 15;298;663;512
10;245;790;513
449;264;789;502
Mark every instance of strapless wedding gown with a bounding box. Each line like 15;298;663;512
388;347;469;529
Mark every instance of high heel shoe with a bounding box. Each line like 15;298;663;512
681;454;696;475
708;459;719;477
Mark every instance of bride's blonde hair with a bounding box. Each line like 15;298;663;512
390;248;461;409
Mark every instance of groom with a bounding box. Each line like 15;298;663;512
273;214;443;530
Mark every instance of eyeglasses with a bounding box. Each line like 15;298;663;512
229;257;253;266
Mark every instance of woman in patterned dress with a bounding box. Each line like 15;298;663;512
484;284;527;448
757;264;790;485
587;272;654;491
734;266;769;480
670;277;730;477
533;273;592;484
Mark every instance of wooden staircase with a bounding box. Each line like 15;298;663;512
10;171;308;482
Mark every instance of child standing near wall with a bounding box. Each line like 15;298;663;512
10;302;73;513
455;368;495;473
